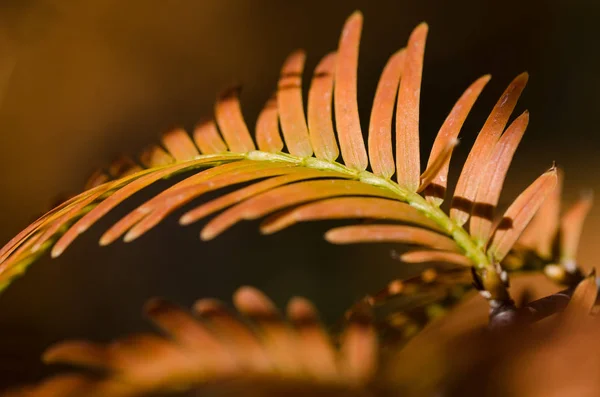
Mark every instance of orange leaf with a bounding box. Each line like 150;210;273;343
277;51;312;157
139;144;174;168
308;52;339;161
517;168;563;258
325;225;460;251
286;297;339;381
451;73;529;226
424;75;491;205
396;23;427;191
487;167;558;262
368;49;406;179
400;250;473;267
334;11;368;171
43;341;110;369
255;94;283;153
193;120;228;154
339;304;377;384
560;190;593;265
233;287;303;374
214;87;256;153
260;197;442;234
161;127;199;161
562;271;597;324
144;298;237;372
192;298;272;372
470;110;529;242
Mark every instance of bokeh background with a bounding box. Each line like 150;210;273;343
0;0;599;389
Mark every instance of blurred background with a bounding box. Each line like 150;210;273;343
0;0;599;389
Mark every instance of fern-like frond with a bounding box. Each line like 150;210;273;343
0;11;557;304
4;288;379;397
10;272;594;397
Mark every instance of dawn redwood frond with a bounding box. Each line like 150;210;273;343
325;225;459;251
308;52;339;161
335;11;368;171
21;288;381;396
368;49;406;179
451;72;529;226
255;94;284;153
470;110;529;242
560;191;593;265
0;11;571;308
424;75;491;205
277;51;313;157
396;23;427;192
215;87;256;152
161;127;200;161
260;197;442;235
399;250;473;267
193;119;229;154
487;167;558;262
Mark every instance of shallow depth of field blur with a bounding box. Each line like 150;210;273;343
0;0;599;389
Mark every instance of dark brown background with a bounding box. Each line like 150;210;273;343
0;0;599;389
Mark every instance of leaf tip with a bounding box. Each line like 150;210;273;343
122;230;138;243
98;234;112;247
50;246;63;259
348;10;364;23
200;228;215;241
179;214;192;226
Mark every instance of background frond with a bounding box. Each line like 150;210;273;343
4;288;379;397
